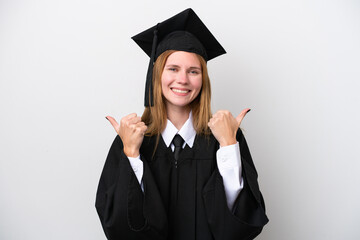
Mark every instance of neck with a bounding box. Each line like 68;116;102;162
166;105;191;130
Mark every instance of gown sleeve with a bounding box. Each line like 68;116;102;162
202;129;269;240
95;136;168;240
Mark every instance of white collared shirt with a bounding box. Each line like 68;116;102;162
161;111;196;151
128;112;244;209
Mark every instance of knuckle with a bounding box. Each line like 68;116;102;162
121;118;127;125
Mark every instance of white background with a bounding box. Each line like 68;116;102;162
1;0;359;239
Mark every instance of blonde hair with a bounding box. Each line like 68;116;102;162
141;50;212;137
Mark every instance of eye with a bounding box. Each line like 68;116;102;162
189;70;200;75
167;67;177;72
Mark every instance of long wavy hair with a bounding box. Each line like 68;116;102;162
141;50;212;138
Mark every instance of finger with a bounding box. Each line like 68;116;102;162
124;113;137;121
211;112;220;120
128;116;142;125
235;108;251;126
212;110;223;118
140;125;148;133
214;110;230;116
208;117;218;128
212;110;222;117
121;114;138;126
125;120;144;133
106;116;120;131
208;119;214;128
134;124;147;135
135;121;146;127
214;110;232;120
208;116;214;124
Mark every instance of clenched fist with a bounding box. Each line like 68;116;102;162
106;113;147;157
208;108;250;147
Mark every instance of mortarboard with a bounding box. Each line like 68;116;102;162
132;8;226;107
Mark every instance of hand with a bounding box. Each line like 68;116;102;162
208;108;250;147
106;113;147;157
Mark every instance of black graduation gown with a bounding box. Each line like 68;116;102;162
95;129;268;240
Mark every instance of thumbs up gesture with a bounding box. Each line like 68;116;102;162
106;113;147;157
208;108;250;147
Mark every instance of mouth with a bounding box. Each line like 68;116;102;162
171;88;191;94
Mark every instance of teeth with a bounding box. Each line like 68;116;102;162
172;89;189;93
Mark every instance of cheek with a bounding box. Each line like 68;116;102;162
161;72;172;87
193;76;203;92
160;74;168;94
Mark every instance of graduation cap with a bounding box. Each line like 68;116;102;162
132;8;226;107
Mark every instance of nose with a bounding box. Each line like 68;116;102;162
176;70;189;84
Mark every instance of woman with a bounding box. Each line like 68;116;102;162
96;8;268;240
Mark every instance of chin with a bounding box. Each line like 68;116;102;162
167;100;193;109
174;102;191;107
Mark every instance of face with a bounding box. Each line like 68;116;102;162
161;51;202;111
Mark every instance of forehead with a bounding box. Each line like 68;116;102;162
166;51;201;66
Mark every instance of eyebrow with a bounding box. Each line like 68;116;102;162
165;64;201;70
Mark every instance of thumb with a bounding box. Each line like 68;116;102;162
106;116;120;132
235;108;251;126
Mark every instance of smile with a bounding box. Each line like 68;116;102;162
171;88;190;94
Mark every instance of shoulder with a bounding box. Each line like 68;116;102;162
109;135;123;151
236;128;244;139
193;133;219;152
236;128;248;148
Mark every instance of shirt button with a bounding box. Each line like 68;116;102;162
133;167;138;172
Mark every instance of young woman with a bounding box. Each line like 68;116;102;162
96;9;268;240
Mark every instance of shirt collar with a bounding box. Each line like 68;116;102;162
161;111;196;148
